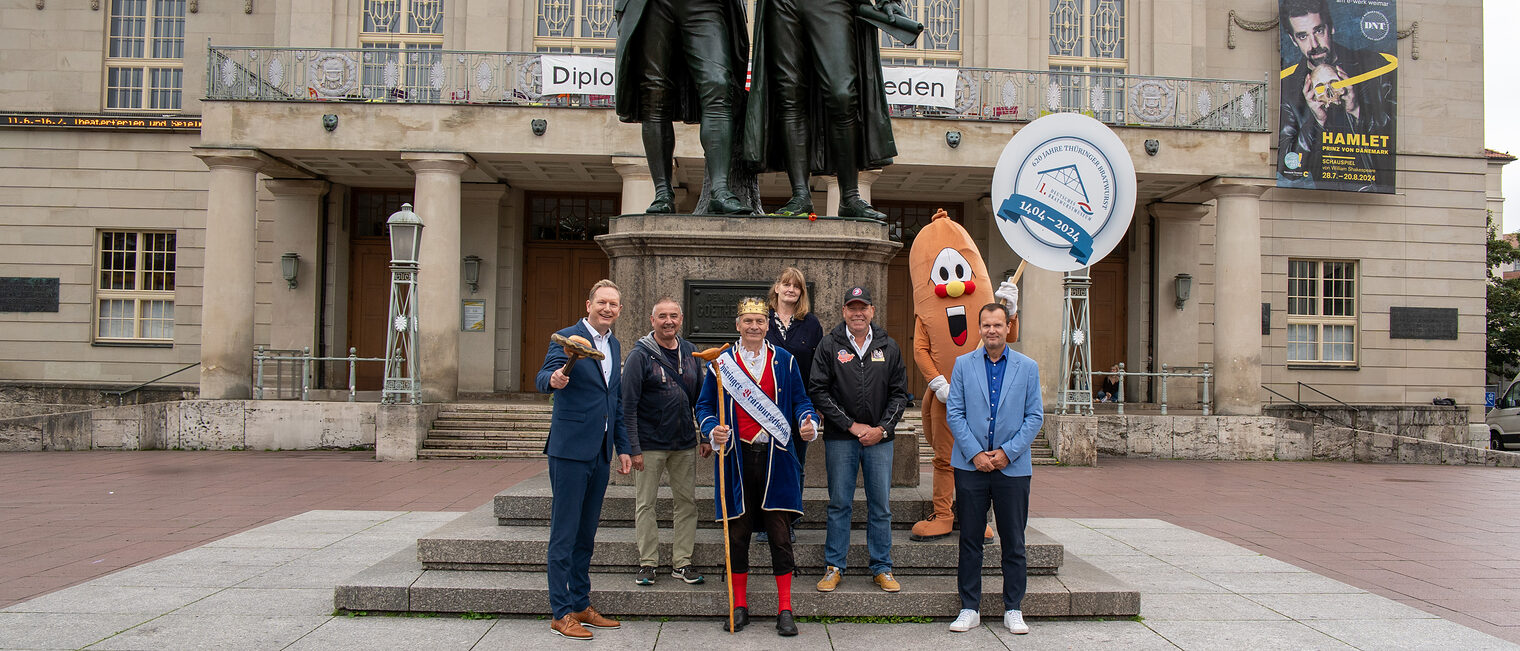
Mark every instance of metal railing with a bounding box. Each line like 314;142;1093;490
252;346;387;402
1107;362;1214;416
206;45;1269;132
1262;381;1360;429
102;362;200;406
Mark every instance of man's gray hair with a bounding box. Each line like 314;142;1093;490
651;295;681;316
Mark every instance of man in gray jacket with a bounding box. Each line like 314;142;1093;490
622;297;709;586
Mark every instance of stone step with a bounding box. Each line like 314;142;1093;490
336;547;1138;619
417;449;541;459
422;438;546;449
430;418;550;430
496;472;938;529
424;430;547;441
421;503;1061;575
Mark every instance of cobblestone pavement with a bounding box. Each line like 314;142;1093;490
1;452;1516;643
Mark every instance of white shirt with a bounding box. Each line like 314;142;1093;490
849;327;873;359
735;342;771;444
580;318;613;384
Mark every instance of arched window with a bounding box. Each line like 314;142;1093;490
1048;0;1126;119
360;0;445;101
535;0;617;54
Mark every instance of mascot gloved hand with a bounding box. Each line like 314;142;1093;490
927;375;950;404
909;209;997;543
996;278;1019;313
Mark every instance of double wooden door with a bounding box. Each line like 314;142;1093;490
519;242;610;390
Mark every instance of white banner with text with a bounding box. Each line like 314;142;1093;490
881;67;959;108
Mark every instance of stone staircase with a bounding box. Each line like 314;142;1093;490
334;472;1139;618
420;401;1058;464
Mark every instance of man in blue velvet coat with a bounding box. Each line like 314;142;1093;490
536;279;634;641
696;297;818;636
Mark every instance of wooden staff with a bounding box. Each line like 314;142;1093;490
692;344;734;634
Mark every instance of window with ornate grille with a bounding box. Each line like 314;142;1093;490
534;0;617;53
1048;0;1125;120
527;194;618;241
360;0;445;101
1286;259;1357;365
96;231;176;343
881;0;961;66
105;0;185;112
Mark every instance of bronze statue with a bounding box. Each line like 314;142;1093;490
741;0;921;219
614;0;753;215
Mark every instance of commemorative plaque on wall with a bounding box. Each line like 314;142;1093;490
0;277;60;312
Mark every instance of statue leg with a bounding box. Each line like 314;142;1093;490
809;0;885;221
641;119;677;214
763;0;814;216
639;0;679;214
681;0;749;215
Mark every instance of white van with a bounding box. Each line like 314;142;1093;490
1486;372;1520;450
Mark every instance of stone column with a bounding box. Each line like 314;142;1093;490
403;152;474;403
1206;180;1270;415
613;155;654;215
264;179;329;353
1150;202;1210;406
193;149;265;399
459;183;506;393
824;170;881;217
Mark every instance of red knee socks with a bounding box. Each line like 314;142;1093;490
732;572;748;608
776;572;793;612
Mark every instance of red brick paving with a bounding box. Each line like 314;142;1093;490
0;451;540;607
0;452;1516;642
1030;459;1520;643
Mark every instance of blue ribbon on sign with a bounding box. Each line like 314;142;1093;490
997;195;1095;265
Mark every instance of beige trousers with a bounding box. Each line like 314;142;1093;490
633;447;699;569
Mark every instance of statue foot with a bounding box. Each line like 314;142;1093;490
646;193;676;214
838;196;886;221
773;195;814;216
708;189;753;215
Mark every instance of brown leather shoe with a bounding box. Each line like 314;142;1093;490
572;606;620;629
550;615;593;640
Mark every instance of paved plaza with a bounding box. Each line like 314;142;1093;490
2;452;1518;649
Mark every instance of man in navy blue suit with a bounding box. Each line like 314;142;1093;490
945;301;1041;637
536;279;634;641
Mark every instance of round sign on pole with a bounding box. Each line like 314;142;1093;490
990;113;1137;272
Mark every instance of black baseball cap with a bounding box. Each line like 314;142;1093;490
844;286;873;306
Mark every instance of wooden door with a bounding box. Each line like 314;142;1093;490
1088;255;1128;377
347;239;392;390
520;242;610;389
885;251;928;398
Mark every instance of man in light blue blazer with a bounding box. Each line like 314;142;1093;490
535;279;634;641
944;301;1041;636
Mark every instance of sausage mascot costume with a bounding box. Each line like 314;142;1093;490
909;209;1019;541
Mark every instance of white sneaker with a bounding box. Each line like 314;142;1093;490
948;608;980;632
1004;609;1029;634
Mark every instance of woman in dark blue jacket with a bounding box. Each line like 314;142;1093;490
765;267;823;540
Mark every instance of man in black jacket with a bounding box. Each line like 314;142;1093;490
623;297;709;587
808;286;910;593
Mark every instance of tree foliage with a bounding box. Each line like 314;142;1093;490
1487;211;1520;377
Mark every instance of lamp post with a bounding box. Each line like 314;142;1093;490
382;203;423;404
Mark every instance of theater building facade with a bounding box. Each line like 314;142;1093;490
0;0;1496;422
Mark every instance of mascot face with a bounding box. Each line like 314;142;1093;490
910;212;992;349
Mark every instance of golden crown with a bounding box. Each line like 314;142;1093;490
737;297;770;316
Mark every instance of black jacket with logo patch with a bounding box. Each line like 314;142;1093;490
808;322;910;442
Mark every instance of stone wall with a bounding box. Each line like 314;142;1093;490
0;382;197;419
1042;414;1098;466
1263;404;1469;444
1088;414;1520;466
0;400;376;452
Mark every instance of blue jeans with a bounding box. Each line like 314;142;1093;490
823;437;893;575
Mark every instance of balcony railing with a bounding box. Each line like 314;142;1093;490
207;46;1268;132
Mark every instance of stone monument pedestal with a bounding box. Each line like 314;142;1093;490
597;212;917;485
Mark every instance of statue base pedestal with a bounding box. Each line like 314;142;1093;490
597;212;915;486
